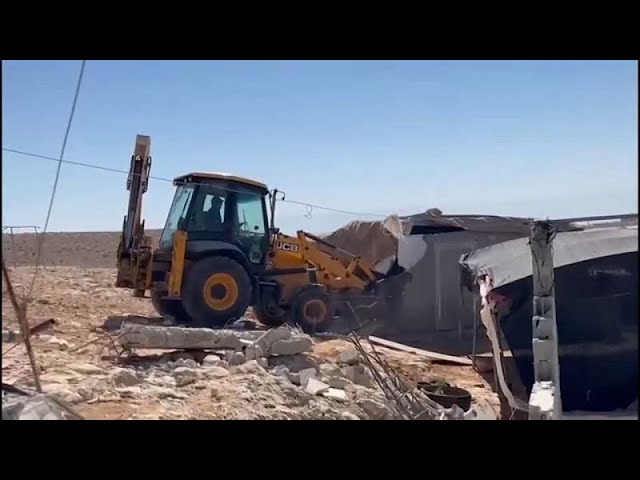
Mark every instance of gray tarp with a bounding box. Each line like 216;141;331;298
459;226;638;290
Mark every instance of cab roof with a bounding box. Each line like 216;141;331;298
173;172;268;191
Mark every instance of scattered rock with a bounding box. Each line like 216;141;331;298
337;347;360;365
288;372;301;385
269;336;313;356
341;365;375;388
47;337;71;351
359;399;389;420
110;368;141;387
229;352;246;366
257;357;269;369
203;366;230;378
202;354;222;366
147;374;178;388
269;354;319;373
328;377;352;389
340;411;360;420
271;365;290;377
245;344;264;361
305;378;330;396
319;363;342;376
321;388;348;402
67;362;105;375
255;327;291;353
172;367;200;386
299;367;317;387
233;360;265;375
116;386;143;398
172;358;199;369
50;388;83;405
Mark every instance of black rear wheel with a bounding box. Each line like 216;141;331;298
181;256;252;328
291;286;334;334
254;304;289;327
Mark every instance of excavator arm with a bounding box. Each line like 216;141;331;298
115;134;153;297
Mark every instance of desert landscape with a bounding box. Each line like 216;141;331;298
2;230;499;420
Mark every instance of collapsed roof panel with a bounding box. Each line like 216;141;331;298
459;226;638;291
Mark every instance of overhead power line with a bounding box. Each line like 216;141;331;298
2;146;388;219
23;60;87;306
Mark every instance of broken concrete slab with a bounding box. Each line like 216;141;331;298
305;378;330;396
269;336;313;356
118;325;262;350
321;388;348;402
255;327;291;353
299;367;317;388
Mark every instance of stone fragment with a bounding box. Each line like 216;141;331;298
359;399;389;420
233;360;265;375
47;337;71;351
172;367;200;386
321;388;348;402
340;411;360;420
67;363;105;375
269;336;313;356
328;377;352;389
229;352;246;366
271;365;290;377
305;378;330;396
337;347;360;365
203;366;230;378
255;327;291;353
110;368;141;387
257;357;269;368
299;367;317;388
341;366;375;388
202;354;222;366
245;344;264;361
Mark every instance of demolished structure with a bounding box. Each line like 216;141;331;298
459;224;638;419
325;211;580;354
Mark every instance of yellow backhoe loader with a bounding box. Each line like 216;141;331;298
116;135;410;333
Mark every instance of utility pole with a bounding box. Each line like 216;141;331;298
528;221;562;420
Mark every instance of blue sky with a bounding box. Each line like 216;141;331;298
2;60;637;234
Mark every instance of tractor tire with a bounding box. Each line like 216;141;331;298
291;286;334;334
181;256;252;328
254;304;289;327
150;289;192;324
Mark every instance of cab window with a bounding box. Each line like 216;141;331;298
236;192;266;236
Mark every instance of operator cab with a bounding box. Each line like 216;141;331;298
159;172;270;266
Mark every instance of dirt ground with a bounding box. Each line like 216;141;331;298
2;266;500;420
2;231;500;420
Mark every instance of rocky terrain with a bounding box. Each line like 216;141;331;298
2;266;499;420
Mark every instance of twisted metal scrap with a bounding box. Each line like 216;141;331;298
345;302;465;420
